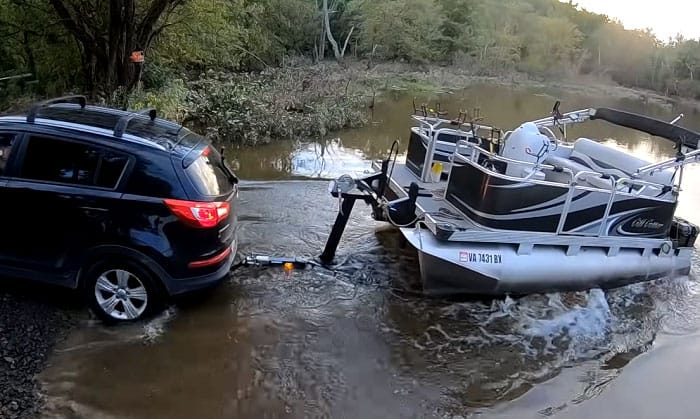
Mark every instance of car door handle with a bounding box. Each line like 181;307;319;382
55;194;106;212
57;194;92;203
79;206;109;212
57;193;88;200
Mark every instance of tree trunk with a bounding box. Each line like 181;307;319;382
82;51;97;96
318;17;326;61
49;0;183;95
315;0;325;61
21;31;36;81
367;44;378;70
322;0;341;61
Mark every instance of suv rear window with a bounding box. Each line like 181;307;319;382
20;135;129;189
185;148;234;196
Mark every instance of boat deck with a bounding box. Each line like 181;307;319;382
374;161;672;253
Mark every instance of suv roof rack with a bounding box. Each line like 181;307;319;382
27;95;87;123
113;108;157;138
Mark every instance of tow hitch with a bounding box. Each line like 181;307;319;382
242;255;309;269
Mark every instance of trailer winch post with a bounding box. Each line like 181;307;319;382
320;157;394;263
320;195;359;263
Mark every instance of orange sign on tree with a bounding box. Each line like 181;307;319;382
130;51;144;63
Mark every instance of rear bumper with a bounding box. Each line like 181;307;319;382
161;240;237;296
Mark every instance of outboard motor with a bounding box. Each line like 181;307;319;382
501;122;550;179
671;218;699;247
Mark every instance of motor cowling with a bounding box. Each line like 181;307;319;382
501;122;550;178
671;218;699;247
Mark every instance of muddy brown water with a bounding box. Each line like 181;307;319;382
40;85;700;418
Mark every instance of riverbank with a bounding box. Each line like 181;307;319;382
2;60;696;146
339;61;692;109
0;283;78;418
125;60;693;146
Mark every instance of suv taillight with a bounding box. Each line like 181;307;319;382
164;199;230;228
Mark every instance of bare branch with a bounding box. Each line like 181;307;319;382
0;30;22;40
340;25;355;57
146;0;184;47
137;0;185;48
48;0;95;47
149;17;188;45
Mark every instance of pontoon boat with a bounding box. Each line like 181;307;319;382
321;104;700;295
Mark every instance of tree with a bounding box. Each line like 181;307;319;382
350;0;444;63
468;0;531;73
48;0;186;94
439;0;477;60
320;0;354;62
675;40;700;81
520;16;583;75
0;0;83;98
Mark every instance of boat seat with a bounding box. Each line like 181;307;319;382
570;138;675;187
544;154;614;190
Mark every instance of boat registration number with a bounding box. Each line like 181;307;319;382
459;251;502;264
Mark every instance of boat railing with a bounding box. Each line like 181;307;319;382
618;177;670;196
556;171;616;236
453;142;670;237
417;127;486;182
411;114;495;134
636;147;700;176
414;117;495;182
454;140;575;182
555;172;668;237
530;108;592;128
417;127;483;148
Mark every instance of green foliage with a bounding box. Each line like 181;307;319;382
519;16;584;75
675;39;700;81
350;0;445;63
154;0;317;71
154;0;250;71
125;79;189;121
187;67;368;145
0;0;81;95
675;79;700;100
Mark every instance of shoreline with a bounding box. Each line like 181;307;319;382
354;61;690;108
177;61;698;146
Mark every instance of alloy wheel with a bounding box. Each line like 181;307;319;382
93;269;149;321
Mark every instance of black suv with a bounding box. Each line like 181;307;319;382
0;96;238;323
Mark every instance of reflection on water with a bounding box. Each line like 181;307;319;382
290;140;372;179
40;84;700;418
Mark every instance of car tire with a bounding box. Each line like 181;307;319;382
83;259;163;324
